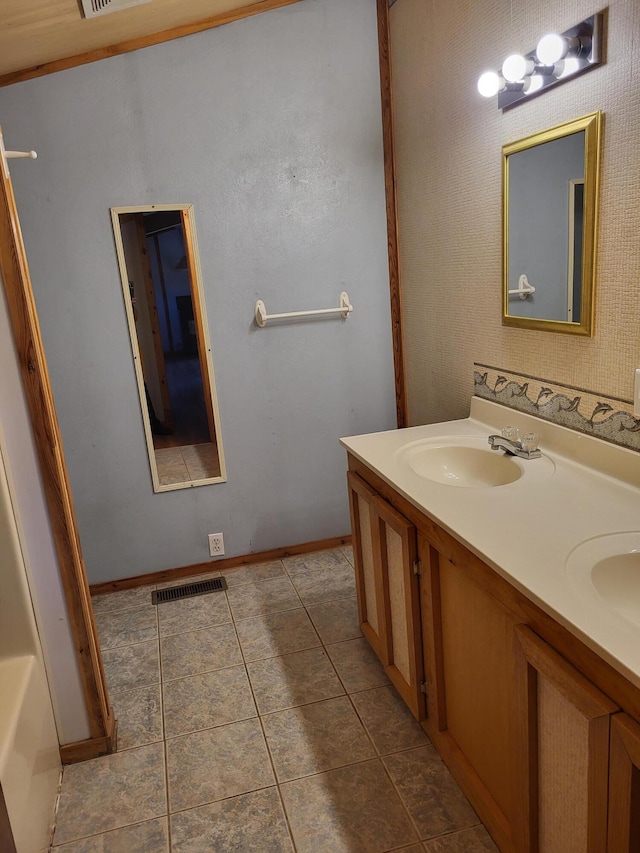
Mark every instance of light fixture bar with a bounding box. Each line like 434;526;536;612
474;13;605;109
496;13;603;110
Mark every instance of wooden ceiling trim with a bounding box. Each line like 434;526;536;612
0;0;302;88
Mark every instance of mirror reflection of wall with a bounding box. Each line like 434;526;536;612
502;111;601;336
507;131;584;322
111;205;226;492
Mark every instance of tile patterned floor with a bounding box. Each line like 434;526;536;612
51;546;498;852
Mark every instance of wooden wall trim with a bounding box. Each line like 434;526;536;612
0;134;113;742
0;0;301;88
376;0;407;428
89;534;352;595
60;716;117;765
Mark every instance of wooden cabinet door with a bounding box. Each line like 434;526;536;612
347;471;387;661
514;625;618;853
608;712;640;851
372;494;425;720
422;547;520;852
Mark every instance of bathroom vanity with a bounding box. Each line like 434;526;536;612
341;398;640;853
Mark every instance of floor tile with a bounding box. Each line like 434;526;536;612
280;758;418;853
111;684;163;751
102;640;160;692
155;572;220;590
156;448;190;486
221;559;285;587
283;548;350;577
91;586;154;615
247;646;344;714
163;665;256;737
287;561;356;606
342;544;354;565
423;825;498;851
170;787;293;853
227;576;301;620
351;685;430;755
235;608;320;662
306;597;362;644
53;743;166;845
157;591;231;637
166;718;275;812
181;442;221;480
262;696;375;782
325;637;390;693
95;606;157;650
160;623;242;681
383;746;479;840
52;817;169;852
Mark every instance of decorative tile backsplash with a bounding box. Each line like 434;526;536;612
474;363;640;453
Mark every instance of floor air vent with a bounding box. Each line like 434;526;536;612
152;577;227;605
80;0;151;19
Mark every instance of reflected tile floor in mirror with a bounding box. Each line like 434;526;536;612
155;442;221;486
52;548;497;852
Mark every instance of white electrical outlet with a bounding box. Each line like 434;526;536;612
635;369;640;417
208;533;225;557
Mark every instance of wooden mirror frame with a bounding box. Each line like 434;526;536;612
502;111;602;336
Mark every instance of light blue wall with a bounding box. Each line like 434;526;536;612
0;0;396;583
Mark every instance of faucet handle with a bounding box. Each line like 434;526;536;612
501;426;520;442
520;432;539;452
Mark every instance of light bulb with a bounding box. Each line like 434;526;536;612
554;57;581;79
477;70;501;98
502;54;534;83
523;74;544;95
536;33;566;64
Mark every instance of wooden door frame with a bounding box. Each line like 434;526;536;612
376;0;407;428
0;131;115;762
133;214;173;425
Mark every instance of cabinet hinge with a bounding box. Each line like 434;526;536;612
413;559;422;577
420;680;428;696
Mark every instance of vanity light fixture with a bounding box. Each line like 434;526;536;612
477;12;604;110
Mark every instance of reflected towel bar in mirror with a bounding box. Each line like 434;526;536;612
255;291;353;327
508;274;536;300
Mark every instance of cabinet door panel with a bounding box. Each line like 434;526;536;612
608;713;640;851
373;494;424;720
438;555;517;828
514;625;618;853
347;471;386;660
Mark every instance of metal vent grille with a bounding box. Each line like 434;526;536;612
152;576;227;605
80;0;151;20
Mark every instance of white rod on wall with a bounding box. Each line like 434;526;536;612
255;291;353;327
5;150;38;160
508;273;536;300
0;129;38;179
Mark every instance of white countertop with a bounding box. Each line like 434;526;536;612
341;398;640;689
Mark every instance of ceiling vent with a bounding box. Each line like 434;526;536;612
80;0;151;19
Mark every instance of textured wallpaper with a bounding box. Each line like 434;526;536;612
390;0;640;426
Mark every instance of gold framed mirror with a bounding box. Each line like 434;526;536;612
111;204;227;492
502;111;602;335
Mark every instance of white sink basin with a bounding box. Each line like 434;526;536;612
565;533;640;628
397;436;524;488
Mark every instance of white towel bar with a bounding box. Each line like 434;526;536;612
255;291;353;327
508;273;536;300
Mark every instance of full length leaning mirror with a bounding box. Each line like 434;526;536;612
503;111;602;336
111;204;226;492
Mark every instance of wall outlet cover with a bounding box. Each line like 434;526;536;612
208;533;224;557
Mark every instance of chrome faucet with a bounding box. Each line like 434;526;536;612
488;428;541;459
